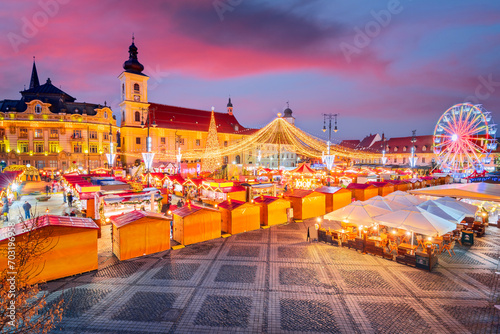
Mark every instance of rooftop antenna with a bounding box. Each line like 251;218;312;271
132;32;135;43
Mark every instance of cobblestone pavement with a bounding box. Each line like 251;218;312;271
42;219;500;334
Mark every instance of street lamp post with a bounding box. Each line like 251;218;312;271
141;107;157;187
321;114;339;173
105;123;116;169
409;130;418;169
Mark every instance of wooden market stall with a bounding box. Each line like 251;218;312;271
253;195;291;226
200;180;246;205
368;181;395;197
387;180;409;192
110;210;170;261
314;186;352;213
218;199;260;234
284;189;326;220
0;215;98;283
172;204;221;245
163;174;185;196
346;183;378;201
183;178;204;199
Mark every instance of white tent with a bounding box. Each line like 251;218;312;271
323;201;391;228
375;205;458;236
364;195;408;211
418;200;466;223
436;197;477;216
384;190;425;207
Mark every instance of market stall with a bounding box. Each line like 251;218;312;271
218;199;260;234
200;180;246;204
387;180;409;192
110;210;170;261
368;181;395;197
314;186;352;213
0;215;98;283
254;195;291;226
284;189;326;220
163;174;185;196
183;178;204;199
346;183;378;201
172;204;221;245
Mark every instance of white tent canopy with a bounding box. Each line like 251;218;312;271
323;201;391;228
436;197;477;216
375;205;458;236
364;196;408;212
418;200;466;223
384;190;425;207
409;182;500;202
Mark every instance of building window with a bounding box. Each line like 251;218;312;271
161;137;166;144
402;157;406;164
73;130;82;139
136;137;141;145
403;146;407;152
422;157;426;163
224;141;228;147
422;146;427;151
34;129;43;138
49;160;58;168
22;160;30;165
134;83;140;93
34;142;44;153
19;142;29;153
89;144;98;153
37;160;45;169
50;129;58;138
89;131;98;139
49;143;58;153
103;133;109;140
35;104;42;114
73;143;82;153
196;139;200;146
19;128;28;138
394;158;397;163
0;144;5;153
135;111;141;122
104;111;108;119
394;147;398;152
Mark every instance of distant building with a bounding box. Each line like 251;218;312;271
0;60;117;170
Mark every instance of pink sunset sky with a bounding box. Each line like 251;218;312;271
1;0;499;141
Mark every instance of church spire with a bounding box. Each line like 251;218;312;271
30;56;40;89
123;35;144;74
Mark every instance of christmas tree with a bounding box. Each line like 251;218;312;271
202;108;222;173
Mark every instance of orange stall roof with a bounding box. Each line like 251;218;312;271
110;210;168;228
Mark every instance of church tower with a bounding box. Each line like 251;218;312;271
283;102;295;125
227;97;233;116
118;36;150;127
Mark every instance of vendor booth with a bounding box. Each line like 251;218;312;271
183;178;204;199
368;182;395;197
254;195;290;226
200;180;246;204
164;174;185;196
388;180;409;192
284;189;326;220
346;183;378;201
0;215;98;283
218;199;260;234
110;210;170;261
172;205;221;245
314;186;352;213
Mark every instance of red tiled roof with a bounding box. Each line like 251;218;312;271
110;210;168;228
165;174;185;184
284;189;314;198
0;215;98;241
384;135;434;154
346;183;376;190
358;134;378;148
147;102;257;135
314;186;346;194
172;204;218;218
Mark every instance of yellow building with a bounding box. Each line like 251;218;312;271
0;61;118;171
117;40;296;171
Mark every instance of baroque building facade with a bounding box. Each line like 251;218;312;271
0;61;118;171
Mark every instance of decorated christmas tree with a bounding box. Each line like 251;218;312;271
202;108;222;173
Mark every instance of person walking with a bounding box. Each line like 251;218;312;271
23;201;32;219
67;192;73;207
63;190;67;203
45;184;51;195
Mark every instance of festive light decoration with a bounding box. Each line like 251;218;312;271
433;103;496;176
202;108;222;172
142;152;155;170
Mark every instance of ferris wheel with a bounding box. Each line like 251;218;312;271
433;103;497;176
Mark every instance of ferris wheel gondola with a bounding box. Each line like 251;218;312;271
433;103;496;177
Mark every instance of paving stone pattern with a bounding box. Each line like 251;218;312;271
45;218;499;333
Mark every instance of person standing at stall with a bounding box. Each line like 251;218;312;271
67;192;73;207
23;201;32;219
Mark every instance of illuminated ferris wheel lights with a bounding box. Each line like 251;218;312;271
451;134;458;141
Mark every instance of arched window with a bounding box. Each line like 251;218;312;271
133;83;140;93
235;155;241;164
403;146;407;152
422;146;427;151
35;104;42;114
134;111;141;122
394;147;398;152
223;156;228;164
104;111;108;119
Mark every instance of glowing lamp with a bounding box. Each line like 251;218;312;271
168;210;172;215
45;208;49;213
316;217;322;223
392;230;396;234
451;134;458;141
406;231;410;235
214;204;218;208
105;218;110;223
428;237;432;241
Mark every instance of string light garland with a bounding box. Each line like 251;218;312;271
122;116;382;162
